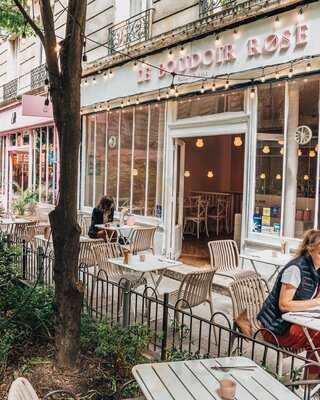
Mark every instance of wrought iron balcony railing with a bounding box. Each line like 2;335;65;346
31;64;46;90
108;9;153;54
199;0;238;18
3;78;18;101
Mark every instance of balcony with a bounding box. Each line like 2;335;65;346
3;78;18;102
31;64;46;90
108;9;153;55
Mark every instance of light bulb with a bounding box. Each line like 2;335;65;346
207;171;214;178
260;173;266;179
133;60;138;70
280;147;284;155
136;97;139;105
103;72;108;80
288;67;293;78
92;77;97;84
211;81;216;92
132;168;138;176
261;74;266;83
274;15;280;26
262;145;270;154
157;92;161;101
250;87;255;99
276;174;282;180
278;139;284;145
109;69;113;78
275;71;280;80
84;79;88;87
196;138;204;148
184;171;190;178
169;84;175;96
201;83;205;94
309;150;316;158
233;137;242;147
298;149;302;156
304;174;309;181
175;87;179;97
225;79;229;90
306;62;311;72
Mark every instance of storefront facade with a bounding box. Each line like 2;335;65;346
0;102;59;212
80;2;320;256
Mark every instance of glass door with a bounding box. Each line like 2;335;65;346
171;139;185;259
8;151;30;210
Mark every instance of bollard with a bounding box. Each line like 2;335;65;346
161;292;169;361
122;279;131;328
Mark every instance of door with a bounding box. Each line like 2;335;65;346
171;139;185;259
8;151;30;210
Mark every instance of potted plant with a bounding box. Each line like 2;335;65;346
12;189;37;216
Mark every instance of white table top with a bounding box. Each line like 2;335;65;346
282;309;320;331
108;254;182;273
0;218;30;224
95;223;141;231
240;249;292;267
132;356;299;400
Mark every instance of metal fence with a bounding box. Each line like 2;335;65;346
5;237;320;399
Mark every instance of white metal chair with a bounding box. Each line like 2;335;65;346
8;377;76;400
77;213;91;237
208;239;243;280
126;226;157;255
183;199;209;239
168;268;216;316
93;242;146;287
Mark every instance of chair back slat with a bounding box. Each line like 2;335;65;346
129;227;156;254
93;242;124;280
229;270;269;334
177;269;216;308
208;239;239;272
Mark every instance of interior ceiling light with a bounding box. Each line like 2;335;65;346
304;174;309;181
280;147;284;155
309;150;316;158
276;174;282;180
196;138;204;148
260;173;266;179
184;171;191;178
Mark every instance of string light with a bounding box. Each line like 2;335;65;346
288;63;293;78
215;34;221;44
175;87;179;97
108;69;113;79
306;62;311;72
274;15;280;26
211;81;216;92
103;71;108;80
297;8;304;22
169;73;176;96
233;29;238;38
166;91;170;99
225;77;230;90
200;82;205;94
180;45;185;54
121;100;124;108
92;77;97;84
135;97;140;105
157;90;161;101
275;70;280;80
84;78;88;86
133;60;138;70
260;68;266;83
106;102;110;112
250;82;255;99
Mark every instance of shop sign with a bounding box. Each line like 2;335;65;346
137;24;308;83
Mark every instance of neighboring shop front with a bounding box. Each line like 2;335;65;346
0;101;59;212
80;2;320;256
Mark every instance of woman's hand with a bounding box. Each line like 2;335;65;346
279;283;320;312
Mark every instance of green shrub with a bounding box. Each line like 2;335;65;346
95;322;151;379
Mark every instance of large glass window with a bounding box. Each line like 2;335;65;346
177;90;244;120
119;109;133;211
283;80;319;239
84;115;95;207
95;112;106;205
83;103;165;218
106;111;120;205
132;106;148;215
253;83;285;235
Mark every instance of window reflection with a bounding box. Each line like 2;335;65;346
84;115;95;207
119;109;133;211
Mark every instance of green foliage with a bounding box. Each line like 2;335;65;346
95;322;151;379
0;239;55;373
0;0;34;35
166;347;209;362
12;187;37;215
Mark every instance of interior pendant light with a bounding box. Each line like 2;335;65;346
309;150;316;158
262;145;270;154
280;147;284;155
260;173;266;179
276;174;282;180
196;138;204;148
233;137;242;147
184;171;191;178
207;171;214;178
304;174;309;181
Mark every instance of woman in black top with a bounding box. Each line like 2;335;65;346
88;196;114;239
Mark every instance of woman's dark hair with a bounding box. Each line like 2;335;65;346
98;196;113;211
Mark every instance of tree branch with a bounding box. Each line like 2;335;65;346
12;0;45;44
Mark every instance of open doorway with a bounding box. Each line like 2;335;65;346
173;134;245;266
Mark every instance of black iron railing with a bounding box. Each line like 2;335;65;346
3;236;318;399
108;9;153;54
30;64;46;90
3;78;18;101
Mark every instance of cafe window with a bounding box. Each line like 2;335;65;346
0;136;5;197
253;83;285;236
84;115;95;207
177;90;244;120
32;126;58;205
95;113;107;205
283;79;319;239
83;103;165;218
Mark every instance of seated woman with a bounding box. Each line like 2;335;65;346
88;196;114;240
258;229;320;377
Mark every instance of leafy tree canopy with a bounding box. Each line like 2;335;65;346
0;0;33;35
